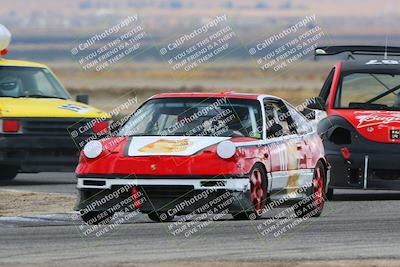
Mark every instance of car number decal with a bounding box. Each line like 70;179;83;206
366;59;400;65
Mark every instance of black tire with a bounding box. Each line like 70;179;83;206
232;164;267;220
326;188;334;201
295;161;326;218
232;211;258;220
80;211;115;225
0;165;19;181
147;212;174;222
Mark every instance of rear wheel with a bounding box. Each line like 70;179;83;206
295;162;326;218
233;164;267;220
0;165;19;181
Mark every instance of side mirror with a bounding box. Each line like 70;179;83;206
307;96;326;111
76;94;89;104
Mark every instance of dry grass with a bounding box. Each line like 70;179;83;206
48;60;329;112
51;61;331;89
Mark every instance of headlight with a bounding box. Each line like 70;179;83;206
83;140;103;159
216;140;236;159
0;24;11;53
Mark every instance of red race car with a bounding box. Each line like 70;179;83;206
75;92;328;224
308;46;400;199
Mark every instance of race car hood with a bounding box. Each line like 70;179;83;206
127;136;231;156
0;98;109;118
330;109;400;143
76;136;258;177
76;136;265;177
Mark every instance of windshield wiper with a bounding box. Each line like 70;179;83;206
26;94;66;100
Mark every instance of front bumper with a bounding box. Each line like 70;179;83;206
319;115;400;190
0;135;82;172
326;139;400;190
75;176;253;214
328;153;400;190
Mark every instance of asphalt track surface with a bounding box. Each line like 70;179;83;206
1;173;400;265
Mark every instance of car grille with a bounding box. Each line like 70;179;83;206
21;118;93;137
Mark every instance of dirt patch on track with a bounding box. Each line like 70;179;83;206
0;190;75;217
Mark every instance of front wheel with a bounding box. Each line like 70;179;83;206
233;164;267;220
295;161;326;218
0;165;19;181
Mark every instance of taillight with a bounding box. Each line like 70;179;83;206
0;48;7;56
2;119;20;133
92;121;109;134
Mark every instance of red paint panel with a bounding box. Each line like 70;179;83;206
327;62;342;111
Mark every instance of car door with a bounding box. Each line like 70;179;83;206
284;102;315;194
263;98;301;197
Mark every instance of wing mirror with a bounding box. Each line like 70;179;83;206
307;96;326;111
76;94;89;104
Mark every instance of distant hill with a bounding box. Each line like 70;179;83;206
2;0;400;62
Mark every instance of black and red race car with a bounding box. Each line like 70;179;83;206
307;46;400;199
75;92;328;223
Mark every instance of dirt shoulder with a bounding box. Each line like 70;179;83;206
0;190;75;217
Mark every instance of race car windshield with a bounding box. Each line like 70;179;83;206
335;72;400;110
118;98;263;138
0;66;70;99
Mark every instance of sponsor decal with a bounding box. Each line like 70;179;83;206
58;104;90;114
355;111;400;128
139;139;193;153
390;128;400;141
127;136;230;156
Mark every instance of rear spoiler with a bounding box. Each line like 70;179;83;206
314;46;400;60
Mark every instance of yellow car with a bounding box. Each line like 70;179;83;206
0;26;110;180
